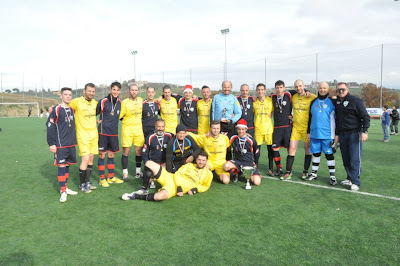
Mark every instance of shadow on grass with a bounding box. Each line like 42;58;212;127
0;251;35;265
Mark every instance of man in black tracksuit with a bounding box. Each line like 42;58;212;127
390;106;399;135
334;82;370;191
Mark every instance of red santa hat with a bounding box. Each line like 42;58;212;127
183;85;193;94
236;119;248;129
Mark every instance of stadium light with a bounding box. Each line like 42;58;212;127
221;28;229;80
131;51;138;81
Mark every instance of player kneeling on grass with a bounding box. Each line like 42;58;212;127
306;82;337;185
122;151;213;201
223;119;262;186
96;82;124;187
47;87;79;203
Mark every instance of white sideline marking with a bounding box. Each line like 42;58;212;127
262;175;400;201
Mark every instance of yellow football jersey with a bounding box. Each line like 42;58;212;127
160;97;178;134
292;93;317;131
69;96;98;138
120;97;143;129
197;99;213;135
189;133;230;162
253;97;274;135
174;163;213;193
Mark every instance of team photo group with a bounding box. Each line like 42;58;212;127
47;79;370;203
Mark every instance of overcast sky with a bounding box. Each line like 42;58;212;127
1;0;399;90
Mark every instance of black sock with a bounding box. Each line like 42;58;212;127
255;145;261;165
142;167;152;190
286;155;295;172
85;165;93;183
267;145;274;170
226;149;232;161
304;154;312;173
136;156;142;168
79;168;86;184
136;193;155;201
121;155;128;169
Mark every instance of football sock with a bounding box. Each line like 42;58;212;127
304;154;312;173
86;164;93;183
65;166;70;184
98;158;105;180
107;157;115;179
58;167;67;192
267;145;274;171
255;145;261;165
136;156;142;174
121;155;128;170
226;149;232;161
312;153;321;174
325;153;335;178
79;168;86;184
272;150;282;169
136;193;155;201
142;167;152;190
286;155;295;172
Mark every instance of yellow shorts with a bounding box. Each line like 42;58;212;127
77;136;99;156
290;127;309;143
121;127;145;148
157;168;177;199
208;160;229;176
254;132;273;146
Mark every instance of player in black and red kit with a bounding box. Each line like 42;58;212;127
131;119;173;195
223;119;261;185
271;80;293;179
142;86;160;140
47;87;78;203
236;84;255;137
96;81;123;187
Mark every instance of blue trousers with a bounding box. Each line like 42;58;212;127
339;132;363;186
382;124;390;140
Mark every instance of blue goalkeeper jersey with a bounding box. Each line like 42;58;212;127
309;96;335;140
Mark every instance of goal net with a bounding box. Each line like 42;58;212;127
0;102;40;118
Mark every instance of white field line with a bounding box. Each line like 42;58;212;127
262;175;400;201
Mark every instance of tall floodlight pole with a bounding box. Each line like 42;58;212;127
221;28;229;81
131;51;138;82
1;73;3;103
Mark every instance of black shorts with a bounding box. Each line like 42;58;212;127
272;125;292;149
143;126;155;140
221;122;235;139
99;134;120;153
54;146;77;166
229;160;260;176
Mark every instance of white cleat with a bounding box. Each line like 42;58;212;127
350;184;359;191
340;179;353;186
122;192;135;201
59;192;67;203
65;188;78;195
150;181;156;189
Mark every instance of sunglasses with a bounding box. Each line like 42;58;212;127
337;88;346;93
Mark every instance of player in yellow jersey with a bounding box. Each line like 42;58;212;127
253;83;275;176
121;151;212;201
69;83;98;193
159;85;178;134
197;85;213;135
120;84;144;180
189;121;231;184
283;79;317;180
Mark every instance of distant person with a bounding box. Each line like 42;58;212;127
122;151;213;202
47;87;78;202
390;106;399;135
40;108;44;119
381;105;390;142
334;82;370;191
46;106;53;119
28;107;32;117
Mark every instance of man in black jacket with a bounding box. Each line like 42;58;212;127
390;106;399;135
334;82;370;191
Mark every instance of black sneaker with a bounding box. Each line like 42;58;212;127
305;173;317;181
275;168;284;177
330;177;337;186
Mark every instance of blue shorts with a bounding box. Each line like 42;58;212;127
54;146;77;166
310;139;333;154
99;134;120;153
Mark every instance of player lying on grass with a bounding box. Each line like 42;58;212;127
47;87;78;203
121;151;212;201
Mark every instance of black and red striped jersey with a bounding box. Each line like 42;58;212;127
178;97;199;131
230;134;259;163
47;104;77;148
142;132;173;164
271;92;292;128
142;100;160;128
96;94;121;136
236;95;255;128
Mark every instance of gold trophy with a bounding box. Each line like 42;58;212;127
241;166;254;190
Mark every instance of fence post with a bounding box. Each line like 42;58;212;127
315;53;319;94
380;44;384;108
264;58;267;86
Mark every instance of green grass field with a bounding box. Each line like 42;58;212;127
0;117;399;265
